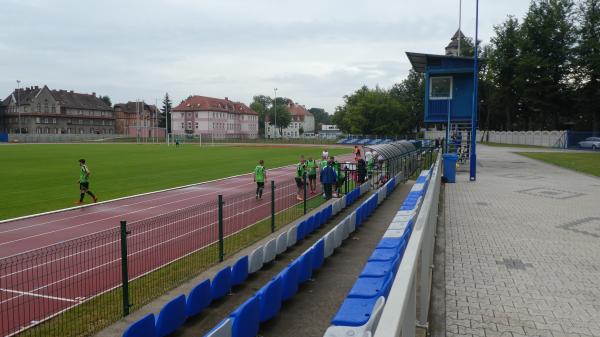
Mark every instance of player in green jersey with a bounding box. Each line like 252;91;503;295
254;159;266;200
306;156;318;195
76;159;97;204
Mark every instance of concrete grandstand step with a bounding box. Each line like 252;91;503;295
96;193;371;337
257;182;413;337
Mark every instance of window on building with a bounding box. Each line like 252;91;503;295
430;76;453;100
37;103;41;112
51;104;56;113
52;118;57;124
195;122;199;129
181;113;184;118
181;123;184;129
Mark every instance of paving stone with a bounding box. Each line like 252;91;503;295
444;146;600;337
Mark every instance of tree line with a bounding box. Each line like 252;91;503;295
333;0;600;135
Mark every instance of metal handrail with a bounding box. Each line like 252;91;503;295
373;150;442;337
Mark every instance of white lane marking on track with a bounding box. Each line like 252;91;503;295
0;192;302;305
0;189;289;279
0;166;295;235
0;288;79;303
0;171;293;249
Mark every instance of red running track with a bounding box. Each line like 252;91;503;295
0;159;351;336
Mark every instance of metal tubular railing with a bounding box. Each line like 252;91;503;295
373;150;442;337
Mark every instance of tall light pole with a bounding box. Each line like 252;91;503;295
16;80;21;134
470;0;479;181
458;0;462;56
273;88;278;138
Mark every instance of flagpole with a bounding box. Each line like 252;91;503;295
470;0;479;181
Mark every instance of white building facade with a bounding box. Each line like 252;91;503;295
171;96;259;138
266;100;315;138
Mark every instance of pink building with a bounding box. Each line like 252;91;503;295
171;96;259;138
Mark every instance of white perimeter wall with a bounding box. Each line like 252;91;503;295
423;130;567;148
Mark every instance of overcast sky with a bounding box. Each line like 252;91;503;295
0;0;529;112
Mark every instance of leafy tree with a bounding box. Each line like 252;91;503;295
270;97;292;136
390;69;424;135
250;95;271;136
574;0;600;133
515;0;576;130
488;16;522;130
99;95;112;107
335;86;411;136
160;93;172;132
308;107;332;129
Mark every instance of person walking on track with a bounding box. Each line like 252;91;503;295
320;159;337;200
254;159;266;200
295;156;307;201
306;156;318;195
76;159;97;204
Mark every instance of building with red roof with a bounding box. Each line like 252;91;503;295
171;95;259;138
266;100;315;138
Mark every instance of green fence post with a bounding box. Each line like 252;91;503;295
218;195;224;262
271;181;275;233
303;173;307;214
344;167;349;194
119;220;131;317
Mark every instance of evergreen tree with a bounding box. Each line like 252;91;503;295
160;93;172;133
488;16;522;130
516;0;576;130
574;0;600;133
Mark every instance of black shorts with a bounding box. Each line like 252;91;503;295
308;174;317;181
295;177;303;188
79;182;89;190
256;182;264;188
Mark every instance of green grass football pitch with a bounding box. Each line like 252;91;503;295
0;144;348;220
516;151;600;178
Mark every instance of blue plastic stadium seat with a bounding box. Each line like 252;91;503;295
298;248;314;284
368;248;398;262
355;206;363;227
186;279;211;317
282;260;300;301
348;274;393;299
122;313;157;337
359;256;400;278
297;220;307;241
319;209;327;226
155;294;187;337
258;276;283;323
231;256;249;287
312;239;325;271
211;267;232;300
230;295;260;337
331;297;380;327
305;215;315;234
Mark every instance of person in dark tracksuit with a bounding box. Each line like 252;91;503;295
320;160;337;200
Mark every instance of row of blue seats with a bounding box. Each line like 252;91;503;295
325;169;433;337
203;179;390;337
337;138;395;145
122;187;364;337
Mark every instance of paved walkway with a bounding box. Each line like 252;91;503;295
444;145;600;337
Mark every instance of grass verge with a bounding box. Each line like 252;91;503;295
516;152;600;178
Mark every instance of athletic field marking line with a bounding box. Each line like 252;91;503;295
0;152;352;228
0;170;294;251
0;288;79;303
0;165;297;234
0;191;310;306
2;192;332;336
0;189;296;280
